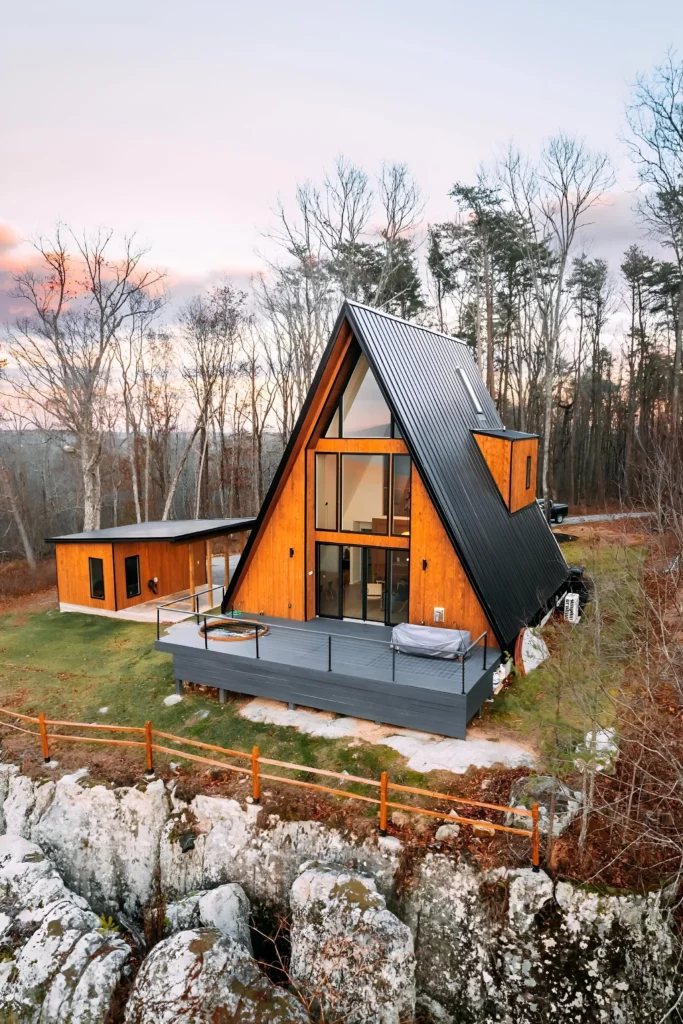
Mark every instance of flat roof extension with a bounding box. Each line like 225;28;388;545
46;518;256;545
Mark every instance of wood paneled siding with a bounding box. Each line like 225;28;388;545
408;467;493;638
55;542;116;611
473;433;512;509
112;540;206;609
473;433;538;515
510;438;538;513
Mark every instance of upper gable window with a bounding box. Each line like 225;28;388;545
342;355;392;438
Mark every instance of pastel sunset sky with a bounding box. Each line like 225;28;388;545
1;0;680;299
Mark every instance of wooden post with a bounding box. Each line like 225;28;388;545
251;745;260;804
531;802;540;871
379;771;388;835
145;720;154;777
206;539;213;600
38;712;50;764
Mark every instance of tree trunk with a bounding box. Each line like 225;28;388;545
81;447;101;531
673;281;683;434
1;465;36;569
162;420;203;521
483;249;495;398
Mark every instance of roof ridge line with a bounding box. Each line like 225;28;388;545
344;300;469;347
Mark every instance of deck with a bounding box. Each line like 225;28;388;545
155;613;501;739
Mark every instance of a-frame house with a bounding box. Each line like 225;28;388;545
157;302;569;738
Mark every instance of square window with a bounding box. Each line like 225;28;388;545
525;455;532;490
124;555;141;599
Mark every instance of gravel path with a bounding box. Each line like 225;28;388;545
562;511;651;525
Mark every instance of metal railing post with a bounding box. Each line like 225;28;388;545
328;634;332;672
379;771;388;836
203;617;208;650
531;802;540;871
461;655;466;695
194;593;199;624
255;624;260;659
392;646;396;682
144;721;154;777
156;607;160;641
483;632;488;670
252;746;260;803
38;712;50;764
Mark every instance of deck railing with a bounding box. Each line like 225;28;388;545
0;706;539;868
156;602;490;695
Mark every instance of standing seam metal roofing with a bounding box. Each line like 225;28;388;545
344;302;568;650
224;301;568;649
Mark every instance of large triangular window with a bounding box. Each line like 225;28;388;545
325;353;392;438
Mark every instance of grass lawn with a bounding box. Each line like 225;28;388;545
0;606;429;792
481;535;648;773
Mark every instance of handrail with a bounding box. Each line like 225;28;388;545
0;704;540;869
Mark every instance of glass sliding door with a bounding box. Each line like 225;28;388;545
317;544;341;618
365;548;387;622
389;551;410;624
342;545;364;619
317;543;409;625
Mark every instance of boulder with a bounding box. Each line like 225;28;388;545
404;854;679;1024
123;928;308;1024
164;882;253;952
0;834;131;1023
290;864;415;1024
506;775;582;836
158;793;402;911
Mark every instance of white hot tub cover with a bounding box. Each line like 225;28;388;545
390;623;471;659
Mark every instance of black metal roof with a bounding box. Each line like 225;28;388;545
46;518;255;545
224;301;568;649
472;428;539;441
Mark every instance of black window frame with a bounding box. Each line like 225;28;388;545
391;454;411;537
340;452;390;536
315;542;409;625
88;557;105;601
124;554;141;599
525;454;532;490
315;452;339;532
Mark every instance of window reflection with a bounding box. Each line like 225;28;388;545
392;455;411;536
342;355;391;437
342;454;389;534
315;453;338;530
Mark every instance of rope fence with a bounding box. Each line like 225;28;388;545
0;706;540;869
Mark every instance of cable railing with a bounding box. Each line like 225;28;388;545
156;603;490;694
0;706;539;869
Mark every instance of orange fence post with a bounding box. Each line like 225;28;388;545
379;771;388;836
38;712;50;764
252;746;260;804
144;721;154;777
531;802;540;871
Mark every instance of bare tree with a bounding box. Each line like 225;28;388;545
10;228;164;530
162;284;245;520
498;137;613;505
625;51;683;428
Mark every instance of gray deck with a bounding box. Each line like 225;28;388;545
155;614;501;739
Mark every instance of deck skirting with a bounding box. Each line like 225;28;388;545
155;640;501;739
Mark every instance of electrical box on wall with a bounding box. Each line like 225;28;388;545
433;607;444;623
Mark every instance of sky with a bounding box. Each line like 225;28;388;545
0;0;681;311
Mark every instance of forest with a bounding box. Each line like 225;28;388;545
0;52;682;565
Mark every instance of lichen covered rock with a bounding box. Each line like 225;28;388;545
164;882;253;952
290;863;415;1024
0;834;131;1023
506;775;582;836
405;854;678;1023
123;928;308;1023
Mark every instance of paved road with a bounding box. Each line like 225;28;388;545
562;512;652;526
